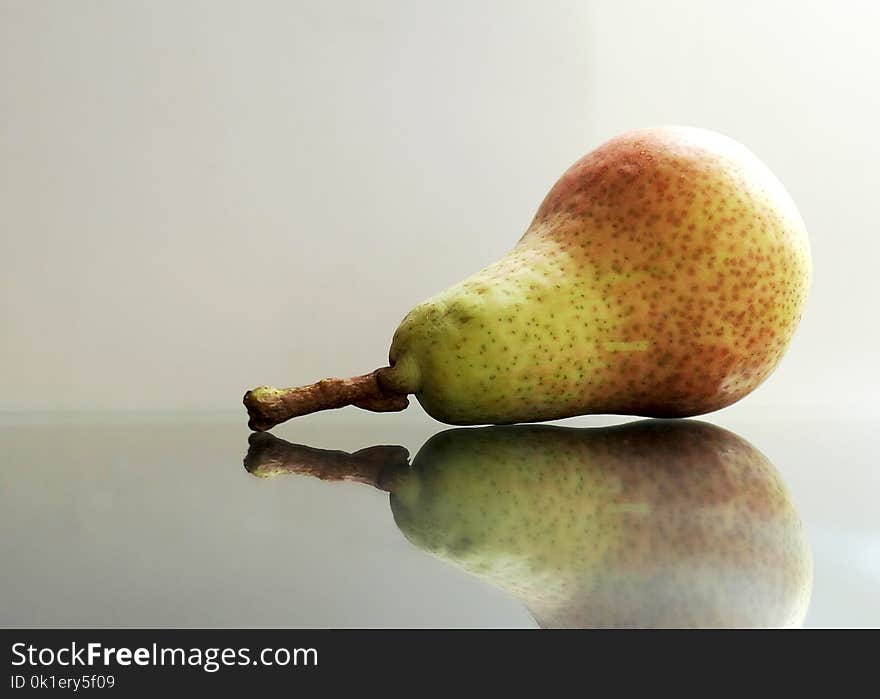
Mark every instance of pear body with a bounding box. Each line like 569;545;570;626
384;127;811;424
390;420;812;628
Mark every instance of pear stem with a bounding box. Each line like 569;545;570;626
244;432;410;490
243;369;409;432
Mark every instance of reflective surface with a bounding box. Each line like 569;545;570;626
1;410;877;627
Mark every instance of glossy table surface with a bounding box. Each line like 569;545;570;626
1;408;877;628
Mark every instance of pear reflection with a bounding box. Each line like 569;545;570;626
245;420;812;628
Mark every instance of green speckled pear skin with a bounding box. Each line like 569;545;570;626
381;127;811;424
390;420;812;628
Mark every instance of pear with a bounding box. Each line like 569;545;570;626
246;420;813;628
245;127;811;430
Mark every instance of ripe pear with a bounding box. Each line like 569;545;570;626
246;420;813;628
245;127;811;430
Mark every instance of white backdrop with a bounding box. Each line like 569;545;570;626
2;0;878;416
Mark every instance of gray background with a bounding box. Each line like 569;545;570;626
2;0;878;417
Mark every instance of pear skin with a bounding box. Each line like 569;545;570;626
245;127;811;429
